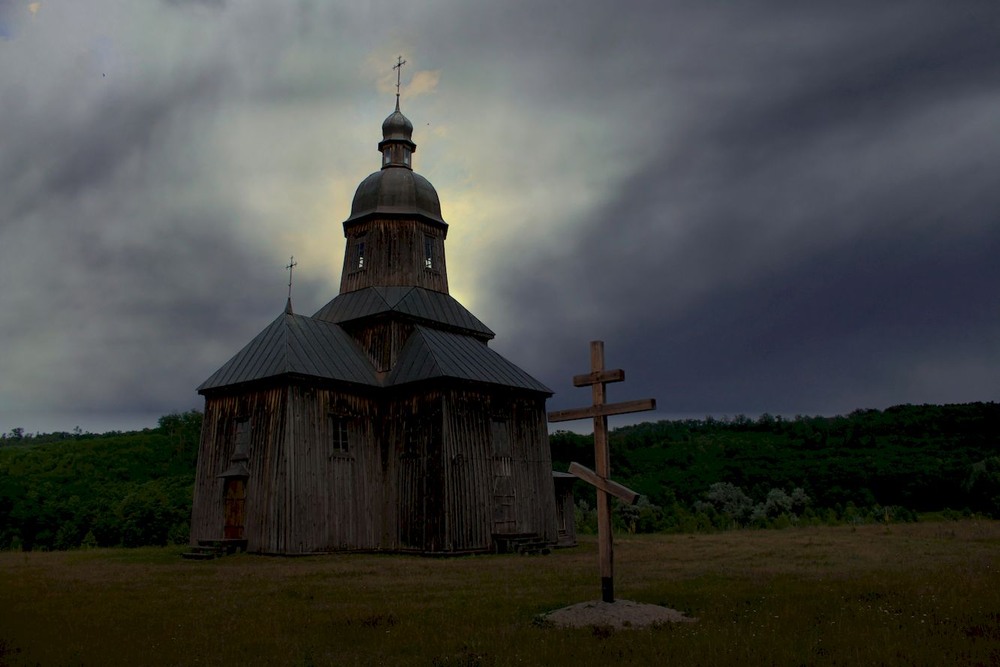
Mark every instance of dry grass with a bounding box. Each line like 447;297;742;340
1;520;999;666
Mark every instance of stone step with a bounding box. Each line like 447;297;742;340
181;539;248;561
181;546;223;559
492;533;552;555
198;539;247;555
515;543;551;556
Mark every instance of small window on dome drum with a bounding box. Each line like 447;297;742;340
355;239;366;270
424;236;435;270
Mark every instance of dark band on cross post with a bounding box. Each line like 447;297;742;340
548;340;655;604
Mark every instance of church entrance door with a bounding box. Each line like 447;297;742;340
223;478;246;540
491;465;516;534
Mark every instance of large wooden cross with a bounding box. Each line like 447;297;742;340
548;341;655;603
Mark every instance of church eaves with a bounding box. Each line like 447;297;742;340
313;286;494;340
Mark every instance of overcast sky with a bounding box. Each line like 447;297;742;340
1;1;998;434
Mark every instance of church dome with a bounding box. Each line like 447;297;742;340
381;109;413;142
346;168;445;225
345;102;446;228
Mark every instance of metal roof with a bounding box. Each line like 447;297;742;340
313;286;494;339
386;326;552;394
346;168;445;227
200;302;544;395
198;309;379;392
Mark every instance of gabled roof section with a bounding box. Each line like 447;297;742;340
387;326;551;394
313;286;494;339
198;310;379;393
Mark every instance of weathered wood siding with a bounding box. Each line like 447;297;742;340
340;219;448;294
343;319;414;373
441;388;558;552
192;385;384;554
441;391;491;550
190;387;286;547
274;386;383;553
193;381;556;555
382;391;444;551
553;475;579;547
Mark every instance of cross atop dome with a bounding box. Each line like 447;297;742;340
393;55;406;111
380;56;415;170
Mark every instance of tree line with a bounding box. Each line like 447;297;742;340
552;402;1000;533
1;402;998;550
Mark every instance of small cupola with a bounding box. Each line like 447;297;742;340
378;101;416;169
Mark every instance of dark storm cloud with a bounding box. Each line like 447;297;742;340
1;69;224;225
162;0;225;8
3;1;999;433
0;21;328;426
490;3;1000;417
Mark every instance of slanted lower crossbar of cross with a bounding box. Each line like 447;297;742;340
547;340;655;603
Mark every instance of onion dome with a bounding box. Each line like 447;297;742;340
381;107;414;144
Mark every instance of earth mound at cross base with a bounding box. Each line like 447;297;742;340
539;599;697;629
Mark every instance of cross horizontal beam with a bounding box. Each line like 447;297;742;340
547;398;656;423
572;368;625;387
568;462;640;505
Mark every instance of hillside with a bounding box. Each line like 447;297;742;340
0;411;201;551
2;403;999;550
551;402;1000;529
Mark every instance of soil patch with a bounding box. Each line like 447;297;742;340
539;599;697;629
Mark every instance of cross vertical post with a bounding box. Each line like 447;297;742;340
548;341;655;604
393;55;406;110
286;256;297;300
590;342;614;603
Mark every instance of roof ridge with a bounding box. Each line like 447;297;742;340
410;324;443;369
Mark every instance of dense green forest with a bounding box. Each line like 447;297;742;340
554;402;1000;532
0;411;201;551
1;403;998;550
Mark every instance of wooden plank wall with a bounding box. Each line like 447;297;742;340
441;390;493;551
344;319;414;373
189;387;286;547
384;391;444;552
275;386;383;553
508;395;559;544
193;382;557;555
441;389;559;551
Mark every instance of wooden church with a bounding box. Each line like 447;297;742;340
189;88;565;555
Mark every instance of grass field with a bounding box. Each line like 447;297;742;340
1;520;998;666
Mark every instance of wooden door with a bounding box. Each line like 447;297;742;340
223;479;246;540
491;419;516;534
492;470;516;534
398;425;425;549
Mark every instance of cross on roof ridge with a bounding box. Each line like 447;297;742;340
285;256;298;313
